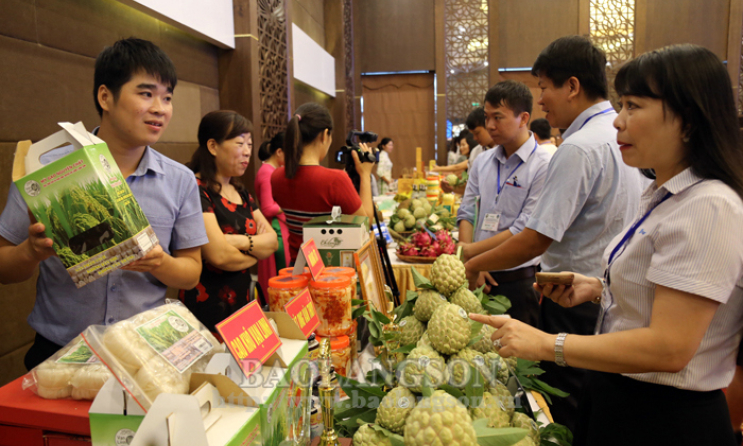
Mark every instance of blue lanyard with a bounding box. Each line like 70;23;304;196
606;192;673;284
497;140;538;194
579;107;615;130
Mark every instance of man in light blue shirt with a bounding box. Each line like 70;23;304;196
464;36;646;431
0;38;209;369
458;80;552;326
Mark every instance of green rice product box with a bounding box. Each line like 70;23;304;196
12;122;158;288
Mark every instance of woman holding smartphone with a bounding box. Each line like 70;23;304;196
471;45;743;445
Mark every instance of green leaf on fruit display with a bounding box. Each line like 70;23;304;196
465;365;485;401
368;322;380;339
376;313;391;325
352;306;367;319
352;299;366;306
483;301;508;315
472;421;528;446
491;294;512;310
389;434;405;446
469;320;484;338
420;384;434;398
538;422;574;446
467;335;484;347
389;343;417;354
438;384;464;399
411;267;435;289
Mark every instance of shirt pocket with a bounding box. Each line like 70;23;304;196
496;184;529;227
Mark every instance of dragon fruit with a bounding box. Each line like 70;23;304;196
419;246;437;257
399;242;419;257
430;241;442;256
435;230;456;255
411;231;432;248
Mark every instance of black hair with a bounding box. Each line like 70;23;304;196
531;35;608;101
530;118;553;140
459;129;477;157
378;137;393;150
284;103;333;179
466;107;486;130
94;38;178;117
258;132;285;162
189;110;253;193
615;44;743;197
484;80;533;116
448;135;462;153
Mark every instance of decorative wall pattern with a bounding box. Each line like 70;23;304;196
258;0;289;140
739;31;743;114
589;0;635;104
344;0;356;133
444;0;489;131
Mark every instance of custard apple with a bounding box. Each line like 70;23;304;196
398;316;426;346
428;303;470;355
469;391;511;428
491;381;515;417
483;352;510;385
450;287;485;315
511;412;540;444
354;424;393;446
413;290;448;322
404;215;417;229
394;221;407;233
413;207;428;219
417;332;432;348
505;355;518;370
471;325;497;354
447;348;486;389
376;387;416;434
399;346;449;393
404;390;477;446
397;208;412;219
445;174;458;186
430;255;467;296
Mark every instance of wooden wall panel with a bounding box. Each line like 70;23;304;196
498;0;580;69
356;0;435;73
292;0;325;48
0;0;37;43
638;0;729;59
498;71;548;122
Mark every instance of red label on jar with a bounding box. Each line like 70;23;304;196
300;239;325;280
216;300;282;379
284;288;319;337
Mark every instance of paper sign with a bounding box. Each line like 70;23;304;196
283;289;319;338
295;238;325;280
216;301;282;379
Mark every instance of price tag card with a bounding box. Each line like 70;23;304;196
283;288;319;338
295;238;325;280
216;301;282;379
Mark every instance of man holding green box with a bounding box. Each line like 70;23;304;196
0;38;209;369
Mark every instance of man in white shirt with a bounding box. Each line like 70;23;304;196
530;118;558;155
463;36;646;431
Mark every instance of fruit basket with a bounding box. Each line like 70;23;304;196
395;253;437;264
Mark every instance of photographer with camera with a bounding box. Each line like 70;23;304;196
271;102;374;264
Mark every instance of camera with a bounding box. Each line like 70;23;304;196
336;130;378;164
337;130;378;192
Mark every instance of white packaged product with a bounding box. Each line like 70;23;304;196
82;300;223;411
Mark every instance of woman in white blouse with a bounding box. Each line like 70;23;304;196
471;44;743;445
375;137;394;194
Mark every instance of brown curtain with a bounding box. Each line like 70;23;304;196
362;73;435;179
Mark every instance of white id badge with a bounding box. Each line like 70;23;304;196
481;213;501;231
594;286;614;335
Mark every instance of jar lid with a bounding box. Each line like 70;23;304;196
318;335;350;350
268;275;309;289
310;275;351;289
323;267;356;278
279;267;311;277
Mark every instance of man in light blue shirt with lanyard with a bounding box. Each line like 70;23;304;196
464;36;646;431
458;80;552;326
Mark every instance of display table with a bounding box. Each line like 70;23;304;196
0;376;92;446
388;248;432;295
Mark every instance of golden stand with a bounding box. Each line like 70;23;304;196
318;339;340;446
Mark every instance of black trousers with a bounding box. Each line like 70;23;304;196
24;332;63;370
575;371;736;446
538;298;600;433
487;271;539;327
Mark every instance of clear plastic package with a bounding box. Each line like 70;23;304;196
309;275;352;337
82;300;223;411
22;335;112;401
268;275;310;312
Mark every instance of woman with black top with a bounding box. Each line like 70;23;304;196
180;111;278;336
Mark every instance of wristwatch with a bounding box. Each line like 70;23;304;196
554;332;568;367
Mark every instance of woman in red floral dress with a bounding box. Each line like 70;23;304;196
179;111;278;336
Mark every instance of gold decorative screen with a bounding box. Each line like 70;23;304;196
258;0;289;140
589;0;636;104
444;0;489;131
